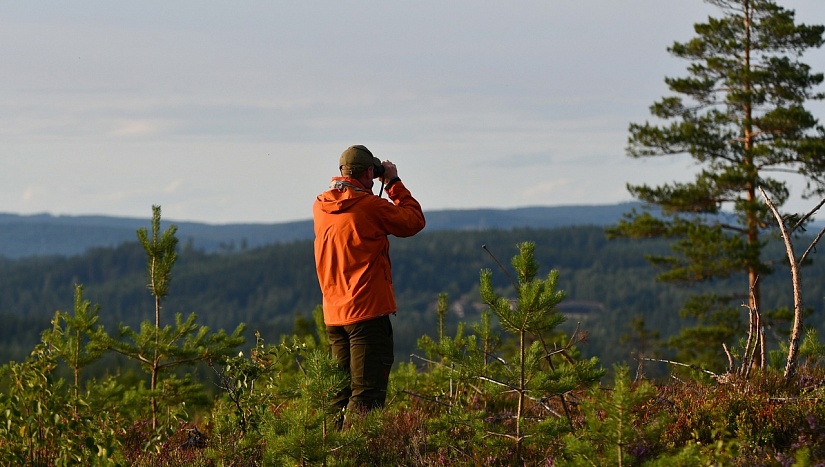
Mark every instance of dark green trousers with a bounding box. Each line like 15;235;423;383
326;314;394;413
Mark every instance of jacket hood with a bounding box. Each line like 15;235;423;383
315;177;372;214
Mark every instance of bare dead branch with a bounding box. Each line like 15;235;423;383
722;343;734;371
791;197;825;232
482;244;519;292
643;357;722;380
759;187;805;380
400;390;453;408
799;224;825;265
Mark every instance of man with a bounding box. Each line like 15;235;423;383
313;144;425;418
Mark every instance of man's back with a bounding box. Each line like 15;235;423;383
313;145;424;416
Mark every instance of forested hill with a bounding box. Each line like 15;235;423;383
1;224;823;377
0;203;642;259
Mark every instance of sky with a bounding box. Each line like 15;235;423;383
3;1;825;225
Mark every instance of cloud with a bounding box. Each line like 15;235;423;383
164;180;182;194
110;120;158;137
21;187;38;202
489;151;555;169
522;179;576;200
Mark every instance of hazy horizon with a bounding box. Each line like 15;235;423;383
3;1;824;224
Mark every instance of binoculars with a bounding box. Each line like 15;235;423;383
373;161;385;179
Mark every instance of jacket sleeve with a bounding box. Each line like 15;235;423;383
374;181;426;237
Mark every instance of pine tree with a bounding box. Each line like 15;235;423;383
559;366;660;467
103;206;246;430
259;348;349;467
480;242;570;454
420;242;604;461
42;284;107;395
607;0;825;370
620;315;662;381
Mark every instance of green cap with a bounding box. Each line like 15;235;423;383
339;145;380;176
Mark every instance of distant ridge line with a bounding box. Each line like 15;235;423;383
0;203;643;259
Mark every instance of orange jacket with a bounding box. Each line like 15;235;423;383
313;177;425;326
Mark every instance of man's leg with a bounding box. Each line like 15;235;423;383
325;324;353;416
345;315;394;411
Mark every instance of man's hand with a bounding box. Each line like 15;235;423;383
379;160;398;182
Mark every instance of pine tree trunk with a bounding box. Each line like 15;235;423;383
151;293;161;430
516;329;525;458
